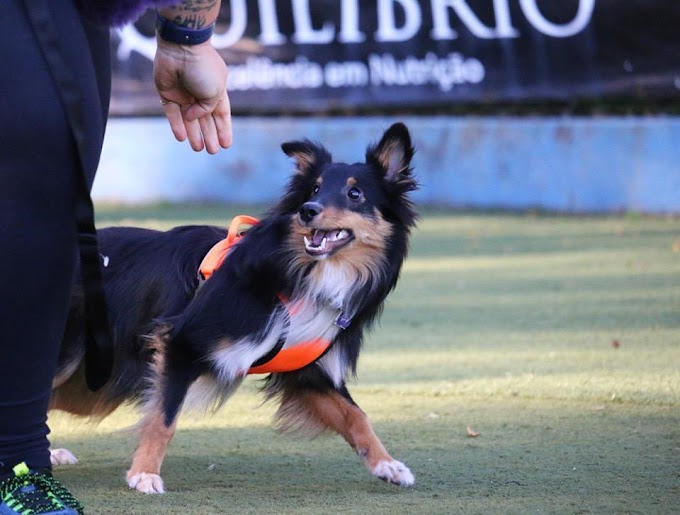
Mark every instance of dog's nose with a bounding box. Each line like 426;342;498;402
299;202;323;223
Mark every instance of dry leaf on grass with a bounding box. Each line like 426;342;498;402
467;426;480;437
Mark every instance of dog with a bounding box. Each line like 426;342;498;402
50;122;418;494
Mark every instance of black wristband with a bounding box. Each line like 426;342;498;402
156;16;215;45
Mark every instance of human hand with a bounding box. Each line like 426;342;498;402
154;39;232;154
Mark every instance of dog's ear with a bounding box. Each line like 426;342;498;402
281;140;332;175
366;123;415;182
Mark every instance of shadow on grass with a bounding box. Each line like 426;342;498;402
50;398;679;515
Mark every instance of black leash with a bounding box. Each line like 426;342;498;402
24;0;114;391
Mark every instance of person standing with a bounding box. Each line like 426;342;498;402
0;1;230;513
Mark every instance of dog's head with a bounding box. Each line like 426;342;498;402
278;123;417;268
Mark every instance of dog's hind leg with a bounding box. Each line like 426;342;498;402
273;380;415;487
49;365;122;468
50;448;79;466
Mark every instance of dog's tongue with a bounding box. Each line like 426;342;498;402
311;229;328;247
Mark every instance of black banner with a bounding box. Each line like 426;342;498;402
110;0;680;115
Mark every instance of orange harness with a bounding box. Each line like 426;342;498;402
198;216;335;375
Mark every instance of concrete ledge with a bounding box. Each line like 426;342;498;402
93;116;680;213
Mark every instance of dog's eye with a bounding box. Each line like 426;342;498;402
347;186;362;201
312;184;320;195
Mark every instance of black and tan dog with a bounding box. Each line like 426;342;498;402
50;123;418;493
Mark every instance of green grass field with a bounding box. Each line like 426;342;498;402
49;206;680;514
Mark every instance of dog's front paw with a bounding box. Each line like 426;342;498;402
50;448;78;466
371;459;415;487
127;472;165;494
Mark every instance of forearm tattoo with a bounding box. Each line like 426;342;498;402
168;0;219;29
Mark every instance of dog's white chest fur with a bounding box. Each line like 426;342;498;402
208;298;345;378
197;261;356;409
189;298;346;412
282;299;340;350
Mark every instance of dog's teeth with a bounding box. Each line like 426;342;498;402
329;230;346;242
305;230;349;253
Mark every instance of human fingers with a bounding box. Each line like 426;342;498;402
181;106;205;152
213;94;233;149
161;99;187;142
198;114;219;155
185;93;232;151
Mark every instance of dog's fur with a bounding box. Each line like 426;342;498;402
50;123;418;493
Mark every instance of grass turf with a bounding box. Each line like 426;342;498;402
48;207;680;514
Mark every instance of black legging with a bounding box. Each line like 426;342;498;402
0;0;110;474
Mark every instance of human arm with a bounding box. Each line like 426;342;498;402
154;1;232;153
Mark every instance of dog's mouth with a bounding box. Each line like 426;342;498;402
303;228;354;257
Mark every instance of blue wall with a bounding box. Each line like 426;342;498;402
93;116;680;213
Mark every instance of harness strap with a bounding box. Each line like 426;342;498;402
199;215;259;280
250;335;286;368
248;338;331;375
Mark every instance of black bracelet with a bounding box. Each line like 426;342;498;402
156;15;215;45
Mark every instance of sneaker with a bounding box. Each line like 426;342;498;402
0;462;83;515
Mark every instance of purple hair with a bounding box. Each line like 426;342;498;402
77;0;179;26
